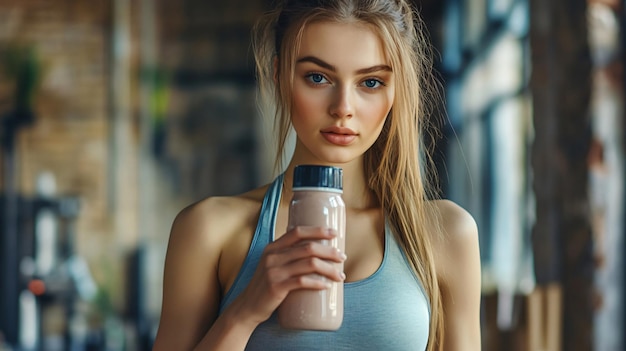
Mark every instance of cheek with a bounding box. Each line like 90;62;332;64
291;86;326;135
292;84;322;122
292;93;306;119
364;93;394;126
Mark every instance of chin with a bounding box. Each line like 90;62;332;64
312;150;361;165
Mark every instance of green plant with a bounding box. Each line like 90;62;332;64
1;43;42;114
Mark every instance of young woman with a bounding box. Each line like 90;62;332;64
153;1;481;350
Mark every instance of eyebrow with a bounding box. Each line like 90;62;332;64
296;56;392;74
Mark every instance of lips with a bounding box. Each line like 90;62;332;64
320;126;358;146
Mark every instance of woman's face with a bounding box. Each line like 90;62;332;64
289;21;395;165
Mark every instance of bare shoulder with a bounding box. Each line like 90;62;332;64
154;185;268;350
166;184;270;291
432;199;478;244
435;200;478;240
169;186;267;249
429;201;482;349
428;199;480;281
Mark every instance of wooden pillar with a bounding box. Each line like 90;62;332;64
529;0;594;350
527;284;562;351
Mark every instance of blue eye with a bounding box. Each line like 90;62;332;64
363;79;383;89
306;73;328;84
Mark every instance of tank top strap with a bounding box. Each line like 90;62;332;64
218;174;283;312
258;173;283;244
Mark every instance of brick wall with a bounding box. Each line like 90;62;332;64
0;0;119;292
157;0;273;200
0;0;273;324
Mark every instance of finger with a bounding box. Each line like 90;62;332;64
267;240;346;268
291;241;346;262
280;257;345;283
271;226;337;249
265;256;343;288
279;274;334;291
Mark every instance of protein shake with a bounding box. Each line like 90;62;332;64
278;165;346;331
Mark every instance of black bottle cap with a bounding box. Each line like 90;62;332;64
292;165;343;191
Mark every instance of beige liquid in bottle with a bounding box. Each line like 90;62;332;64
278;165;346;331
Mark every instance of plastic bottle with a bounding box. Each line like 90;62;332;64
278;165;346;331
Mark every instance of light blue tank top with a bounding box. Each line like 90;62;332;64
218;174;430;350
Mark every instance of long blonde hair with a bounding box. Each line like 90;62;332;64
253;1;444;349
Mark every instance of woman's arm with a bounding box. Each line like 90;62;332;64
434;200;482;351
153;199;250;350
153;197;346;351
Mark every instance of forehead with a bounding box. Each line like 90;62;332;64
296;21;389;69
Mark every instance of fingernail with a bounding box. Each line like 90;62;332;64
340;272;346;280
338;250;347;260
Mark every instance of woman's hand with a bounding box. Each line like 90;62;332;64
232;226;346;326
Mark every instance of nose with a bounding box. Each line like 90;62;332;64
329;86;354;119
